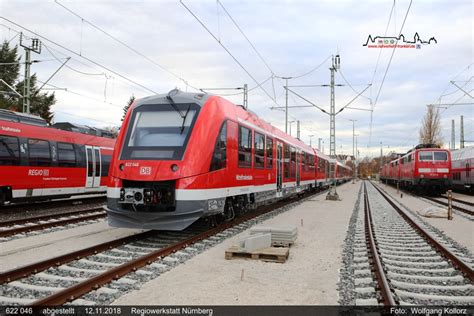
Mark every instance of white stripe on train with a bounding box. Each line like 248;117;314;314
106;178;342;201
13;186;107;198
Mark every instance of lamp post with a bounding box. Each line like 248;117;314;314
309;135;315;147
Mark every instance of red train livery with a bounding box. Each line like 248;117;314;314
0;110;115;205
380;144;451;193
106;90;351;231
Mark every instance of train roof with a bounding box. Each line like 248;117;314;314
0;109;115;139
451;146;474;161
52;122;115;138
0;108;47;127
133;89;315;154
134;89;210;108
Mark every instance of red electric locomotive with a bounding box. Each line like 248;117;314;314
380;144;451;193
106;90;351;231
0;109;115;205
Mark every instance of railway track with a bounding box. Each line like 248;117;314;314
0;207;106;239
379;182;474;217
359;181;473;305
0;196;106;214
421;196;474;217
0;188;324;306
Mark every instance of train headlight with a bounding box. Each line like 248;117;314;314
120;188;125;201
420;174;424;178
119;163;125;171
171;164;179;172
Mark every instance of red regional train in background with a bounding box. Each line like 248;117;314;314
0;109;115;205
380;144;451;193
451;146;473;193
106;90;352;231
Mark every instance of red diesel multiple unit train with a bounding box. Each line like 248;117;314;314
106;90;352;231
380;144;451;193
0;109;115;205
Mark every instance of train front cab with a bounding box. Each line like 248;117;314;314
106;94;207;230
413;149;451;192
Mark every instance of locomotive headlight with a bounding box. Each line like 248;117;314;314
420;174;424;178
119;163;125;171
171;164;179;172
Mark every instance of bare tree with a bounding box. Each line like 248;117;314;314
419;105;443;145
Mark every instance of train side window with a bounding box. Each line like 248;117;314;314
238;125;252;168
254;132;265;169
101;155;112;176
0;135;20;166
94;149;101;177
210;121;227;171
266;137;273;169
290;146;296;178
57;142;77;167
28;139;51;166
284;144;290;179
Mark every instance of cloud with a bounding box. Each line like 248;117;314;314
0;0;472;157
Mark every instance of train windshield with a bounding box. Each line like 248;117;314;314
120;103;199;160
419;151;448;161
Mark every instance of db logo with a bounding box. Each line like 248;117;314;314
139;166;152;175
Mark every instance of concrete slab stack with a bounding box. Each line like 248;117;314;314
249;226;298;246
238;233;272;252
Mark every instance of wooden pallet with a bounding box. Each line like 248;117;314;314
225;246;289;263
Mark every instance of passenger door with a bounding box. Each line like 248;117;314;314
85;146;102;189
296;151;300;187
276;142;283;193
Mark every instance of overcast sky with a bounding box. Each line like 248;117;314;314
1;0;472;157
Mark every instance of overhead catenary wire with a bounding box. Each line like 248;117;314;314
1;17;158;95
54;0;200;91
370;0;396;101
180;0;279;107
215;0;331;115
369;0;412;144
372;0;413;109
287;55;332;79
18;74;124;109
54;110;119;125
43;44;108;77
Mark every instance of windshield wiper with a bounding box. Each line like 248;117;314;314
166;95;191;134
166;95;185;118
180;104;191;134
